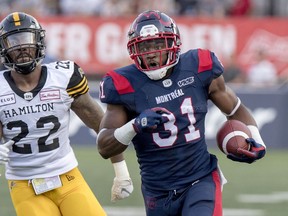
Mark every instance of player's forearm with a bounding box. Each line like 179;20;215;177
227;104;257;126
97;128;128;159
82;109;104;132
72;94;104;133
110;154;124;163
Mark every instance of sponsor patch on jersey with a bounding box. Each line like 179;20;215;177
0;93;16;107
178;76;194;87
40;90;60;101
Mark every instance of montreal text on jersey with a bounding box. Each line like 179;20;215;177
155;89;184;104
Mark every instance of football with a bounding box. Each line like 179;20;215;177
216;120;251;156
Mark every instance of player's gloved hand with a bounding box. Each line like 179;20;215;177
0;140;14;164
227;138;266;164
133;107;170;133
111;177;133;202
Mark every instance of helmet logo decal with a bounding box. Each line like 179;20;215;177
12;12;21;26
140;25;159;37
143;11;160;19
141;11;170;26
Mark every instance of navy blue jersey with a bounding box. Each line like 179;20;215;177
100;49;224;191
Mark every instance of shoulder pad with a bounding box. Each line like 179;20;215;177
197;49;213;73
106;70;134;95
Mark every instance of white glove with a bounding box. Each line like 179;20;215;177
0;140;14;164
111;177;133;202
111;160;133;202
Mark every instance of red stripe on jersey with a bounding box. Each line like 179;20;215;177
198;49;213;73
212;170;223;216
106;70;135;94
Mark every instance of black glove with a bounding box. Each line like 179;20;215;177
227;138;266;164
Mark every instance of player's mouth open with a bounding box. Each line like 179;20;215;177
148;62;159;68
16;54;32;63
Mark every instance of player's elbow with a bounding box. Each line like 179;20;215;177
98;140;128;159
97;139;111;159
98;143;125;159
97;129;112;159
99;152;110;160
97;129;127;159
97;145;111;159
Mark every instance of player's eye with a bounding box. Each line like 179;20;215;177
138;39;166;53
138;46;148;53
155;42;165;50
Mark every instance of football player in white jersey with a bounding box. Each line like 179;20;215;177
0;12;133;216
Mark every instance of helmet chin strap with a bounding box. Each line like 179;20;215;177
142;57;179;80
14;60;39;75
144;67;168;80
15;63;36;74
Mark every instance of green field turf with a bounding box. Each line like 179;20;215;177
0;146;287;216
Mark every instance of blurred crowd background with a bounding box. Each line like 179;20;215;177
1;0;288;87
1;0;288;17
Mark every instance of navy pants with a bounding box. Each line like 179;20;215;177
141;170;222;216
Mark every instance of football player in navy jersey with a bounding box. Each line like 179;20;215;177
0;12;133;216
97;10;266;216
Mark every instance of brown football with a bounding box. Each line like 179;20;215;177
216;120;251;156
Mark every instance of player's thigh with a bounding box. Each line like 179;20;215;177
59;168;106;216
8;180;61;216
182;171;223;216
141;185;173;216
60;186;106;216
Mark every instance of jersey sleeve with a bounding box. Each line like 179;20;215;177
196;49;224;87
66;62;89;98
100;70;135;105
211;51;224;78
100;75;124;105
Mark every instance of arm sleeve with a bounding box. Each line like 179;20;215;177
66;62;89;98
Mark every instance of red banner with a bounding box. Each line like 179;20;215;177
34;16;288;75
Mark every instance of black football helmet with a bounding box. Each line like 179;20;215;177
127;10;181;80
0;12;45;74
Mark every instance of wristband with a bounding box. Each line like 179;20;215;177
114;119;136;145
113;160;130;180
223;97;241;117
247;125;266;148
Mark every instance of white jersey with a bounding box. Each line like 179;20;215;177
0;60;89;180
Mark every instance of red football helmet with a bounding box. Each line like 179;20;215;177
127;10;181;80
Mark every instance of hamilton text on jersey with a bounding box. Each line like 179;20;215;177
3;103;54;118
